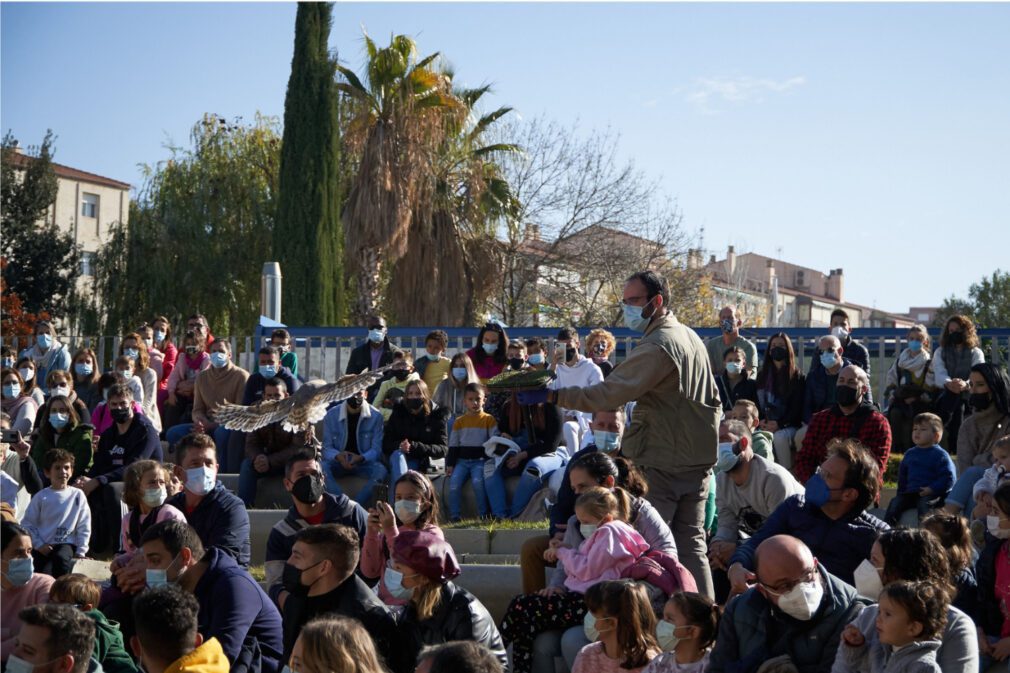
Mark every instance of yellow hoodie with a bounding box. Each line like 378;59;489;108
165;638;230;673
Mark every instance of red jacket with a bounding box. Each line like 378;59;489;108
795;403;891;484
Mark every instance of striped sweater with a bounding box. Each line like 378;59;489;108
447;411;500;465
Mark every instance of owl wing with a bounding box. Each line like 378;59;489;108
213;396;297;433
311;365;394;407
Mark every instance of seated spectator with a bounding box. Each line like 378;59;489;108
1;413;43;518
70;348;103;413
728;438;888;590
185;314;215;350
978;482;1010;672
345;316;396;400
119;332;162;432
1;521;55;662
465;322;509;383
585;328;617;378
321;385;386;505
705;305;758;377
114;354;146;412
36;369;90;430
416;330;452;393
726;400;774;461
415;641;504;673
755;332;806;467
802;335;852;425
2;367;40;436
162;330;210;431
22;449;90;578
239;379;309;507
167;432;251;567
49;573;137;673
932;314;985;451
131;585;229;673
373;351;420;421
141;520;282;673
18;320;72;390
29;394;93;483
361;470;443;606
114;459;187;566
76;384;161;555
446;383;498;521
90;372;142;438
823;308;870;375
795;364;891;484
715;346;759;413
15;357;45;408
384;379;449;489
922;511;978;619
709;420;802;602
1;347;12;371
432;352;479;422
550;327;604;458
968;434;1010;534
839;528;979;673
883;324;934;451
280;524;395;660
10;603;94;673
883;412;955;525
571;580;660;673
167;339;248;472
136;323;165;383
643;591;720;673
710;535;867;673
264;451;367;607
945;362;1010;520
482;340;527;425
387;530;507;673
289;616;388;673
241;346;300;405
525;337;548;370
269;328;298;378
151;316;179;398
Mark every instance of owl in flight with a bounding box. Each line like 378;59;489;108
213;365;392;433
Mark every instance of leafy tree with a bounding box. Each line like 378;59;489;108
1;131;81;319
934;270;1010;329
274;2;345;325
92;114;281;335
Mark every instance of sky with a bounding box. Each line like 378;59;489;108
2;2;1008;315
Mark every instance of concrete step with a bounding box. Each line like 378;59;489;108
456;553;520;565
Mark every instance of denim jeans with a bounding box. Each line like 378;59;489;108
389;450;424;503
485;453;565;519
166;423;233;469
237;458;283;507
448;458;488;520
324;457;389;506
947;465;986;519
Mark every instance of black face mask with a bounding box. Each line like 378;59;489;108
111;407;131;424
281;561;324;596
393;370;409;381
347;396;363;409
948;331;965;346
565;346;577;362
836;386;861;407
770;347;788;362
970;392;991;411
405;398;424;412
291;473;325;505
509;357;525;370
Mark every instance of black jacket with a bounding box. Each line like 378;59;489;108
345;339;396;400
496;400;564;461
977;535;1006;636
382;404;449;473
716;374;760;412
89;414;161;484
392;581;507;673
168;482;252;567
756;371;806;428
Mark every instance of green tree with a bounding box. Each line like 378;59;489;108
274;2;345;325
934;270;1010;329
92;114;281;335
0;131;81;318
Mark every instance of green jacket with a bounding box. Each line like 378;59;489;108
86;609;138;673
752;429;775;462
30;423;94;481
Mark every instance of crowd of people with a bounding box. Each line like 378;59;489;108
1;271;1009;673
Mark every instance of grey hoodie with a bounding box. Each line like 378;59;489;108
840;638;941;673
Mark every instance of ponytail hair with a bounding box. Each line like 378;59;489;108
614;456;648;497
575;487;619;522
585;580;658;669
668;592;721;650
569;452;644;523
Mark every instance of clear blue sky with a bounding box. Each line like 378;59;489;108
3;2;1008;315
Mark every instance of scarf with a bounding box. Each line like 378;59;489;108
897;348;930;379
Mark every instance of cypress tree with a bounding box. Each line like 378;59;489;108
274;2;344;325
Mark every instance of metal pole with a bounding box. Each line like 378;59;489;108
261;262;282;323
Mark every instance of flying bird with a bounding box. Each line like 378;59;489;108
213;365;393;433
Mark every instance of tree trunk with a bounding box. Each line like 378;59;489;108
354;247;382;323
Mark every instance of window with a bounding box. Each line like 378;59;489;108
917;313;930;321
81;193;98;218
80;251;96;276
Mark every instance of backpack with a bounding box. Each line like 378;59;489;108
620;547;698;597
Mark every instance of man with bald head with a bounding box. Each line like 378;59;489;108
710;535;868;673
795;364;891;484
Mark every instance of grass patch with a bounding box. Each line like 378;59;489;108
443;518;548;531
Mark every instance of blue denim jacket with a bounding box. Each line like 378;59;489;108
322;401;384;464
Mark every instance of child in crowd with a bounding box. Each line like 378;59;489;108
884;413;956;525
113;460;186;565
727;399;774;462
643;592;721;673
49;573;138;673
373;351;420;421
922;512;978;616
715;347;759;413
288;616;388;673
416;330;451;393
21;449;91;578
270;328;298;378
432;353;478;424
360;470;443;606
971;435;1010;523
446;383;499;521
571;580;661;673
162;461;183;497
841;580;948;673
114;354;145;406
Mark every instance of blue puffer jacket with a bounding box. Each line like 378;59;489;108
709;564;869;673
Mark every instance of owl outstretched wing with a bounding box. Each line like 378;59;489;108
214;396;298;433
311;364;395;407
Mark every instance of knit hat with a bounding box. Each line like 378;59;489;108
391;530;460;583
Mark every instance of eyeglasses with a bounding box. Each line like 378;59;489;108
759;566;817;595
621;295;650;307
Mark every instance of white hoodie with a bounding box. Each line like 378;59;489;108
551;356;604;422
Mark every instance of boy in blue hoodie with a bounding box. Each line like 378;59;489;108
884;412;956;525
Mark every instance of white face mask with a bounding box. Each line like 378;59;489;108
831;326;849;341
988;515;1010;539
774;575;823;621
394;499;422;524
580;523;600;539
655;620;689;652
852;558;884;600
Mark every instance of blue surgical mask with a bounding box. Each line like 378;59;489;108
36;334;53;349
368;328;385;344
74;363;93;377
124;348;140;360
1;358;13;369
143;486;167;508
623;297;655;333
721;319;736;334
3;383;20;398
580;523;600;539
715;441;740;473
49;412;69;430
725;362;742;376
3;556;34;587
154;330;166;343
528;353;545;366
259;365;277;378
804;473;835;508
595;430;621;452
655;620;688;652
583;612;615;642
185;466;216;496
907;340;922;352
382;567;414;600
819;352;838;369
209;352;228;368
482;343;498;355
146;553;179;588
452;367;467;380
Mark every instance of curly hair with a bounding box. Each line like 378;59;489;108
586;329;617;358
880;580;949;640
921;512;972;576
941;315;979;349
878;528;953;599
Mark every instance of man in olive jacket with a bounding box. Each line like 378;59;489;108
523;270;721;598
